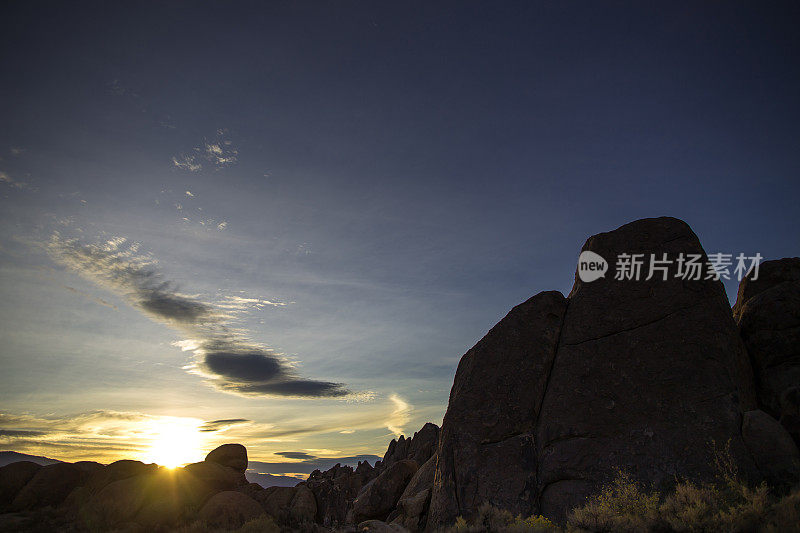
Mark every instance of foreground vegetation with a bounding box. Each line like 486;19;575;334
447;477;799;532
448;445;800;533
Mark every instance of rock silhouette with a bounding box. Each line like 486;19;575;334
428;217;799;526
733;257;800;447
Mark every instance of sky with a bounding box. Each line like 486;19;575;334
1;1;799;477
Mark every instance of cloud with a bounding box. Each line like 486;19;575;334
173;129;238;172
0;170;28;190
217;295;289;313
172;155;202;172
220;379;350;398
0;429;45;437
46;234;351;399
198;419;251;432
139;291;211;323
275;451;316;460
386;394;412;436
63;285;118;310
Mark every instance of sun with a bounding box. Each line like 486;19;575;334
141;417;206;468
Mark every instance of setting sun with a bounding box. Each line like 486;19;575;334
141;417;206;468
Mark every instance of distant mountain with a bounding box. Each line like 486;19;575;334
0;451;62;467
245;470;305;488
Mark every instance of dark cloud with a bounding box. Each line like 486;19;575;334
138;291;210;323
47;235;352;399
220;378;349;398
199;418;250;432
275;451;316;460
203;350;284;382
0;429;45;437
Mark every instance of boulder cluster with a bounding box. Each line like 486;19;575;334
1;217;798;532
0;443;277;530
427;217;800;528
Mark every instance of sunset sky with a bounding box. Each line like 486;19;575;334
1;2;799;477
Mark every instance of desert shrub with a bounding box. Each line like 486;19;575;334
508;514;560;532
444;444;800;533
566;449;800;533
448;502;559;532
658;481;723;531
566;470;661;532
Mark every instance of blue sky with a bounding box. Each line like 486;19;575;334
1;1;798;471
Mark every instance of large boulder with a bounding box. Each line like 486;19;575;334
305;463;366;527
64;459;158;509
428;217;797;527
184;459;246;491
406;423;439;466
82;466;220;528
255;486;294;521
392;454;436;531
350;459;418;523
205;443;248;473
741;409;800;489
81;474;151;526
11;462;89;510
536;217;763;519
380;423;439;475
399;454;435;504
428;290;567;526
733;257;800;446
290;483;318;524
198;490;265;529
0;461;41;508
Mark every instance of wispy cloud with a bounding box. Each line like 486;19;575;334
386;394;412;436
46;234;351;398
172;129;238;172
172;155;202;172
62;285;118;310
217;295;289;314
0;170;28;190
198;418;251;432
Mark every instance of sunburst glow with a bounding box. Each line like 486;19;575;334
141;417;206;468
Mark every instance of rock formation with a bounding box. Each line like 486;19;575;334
733;257;800;447
303;422;439;530
198;490;265;529
428;217;799;526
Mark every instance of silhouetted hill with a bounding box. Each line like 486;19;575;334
0;451;61;468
